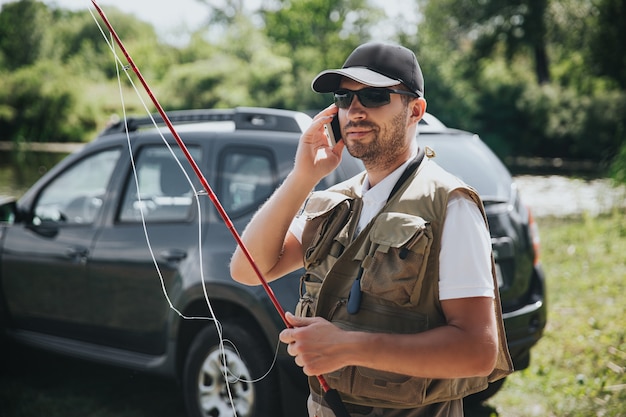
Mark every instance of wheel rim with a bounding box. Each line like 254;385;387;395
197;346;255;417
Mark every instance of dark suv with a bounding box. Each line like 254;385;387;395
0;108;546;416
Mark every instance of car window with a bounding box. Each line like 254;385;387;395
119;146;201;222
218;148;275;216
34;148;121;224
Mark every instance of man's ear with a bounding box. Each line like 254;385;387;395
409;97;427;124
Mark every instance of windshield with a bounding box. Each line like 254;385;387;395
417;132;512;201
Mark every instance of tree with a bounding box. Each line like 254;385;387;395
588;0;626;90
0;60;78;142
261;0;384;109
0;1;182;142
159;15;295;110
418;0;551;85
195;0;246;27
0;0;51;70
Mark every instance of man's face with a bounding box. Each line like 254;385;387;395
337;78;416;171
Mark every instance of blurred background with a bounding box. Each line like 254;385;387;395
0;0;625;195
0;1;624;416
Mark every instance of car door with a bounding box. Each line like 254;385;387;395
87;143;203;355
1;147;121;338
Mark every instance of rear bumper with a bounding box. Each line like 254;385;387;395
501;265;547;370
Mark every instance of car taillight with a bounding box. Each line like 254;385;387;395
528;207;541;265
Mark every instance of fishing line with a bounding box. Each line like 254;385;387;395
89;3;351;416
222;337;281;384
93;17;238;416
88;6;281;411
89;6;211;323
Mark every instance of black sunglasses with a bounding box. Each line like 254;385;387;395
333;88;419;109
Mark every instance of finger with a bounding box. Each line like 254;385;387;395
294;354;304;369
311;104;338;122
285;311;314;328
284;311;297;327
286;340;297;357
332;138;346;155
279;328;293;344
301;116;332;146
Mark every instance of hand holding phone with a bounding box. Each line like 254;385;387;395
324;115;342;145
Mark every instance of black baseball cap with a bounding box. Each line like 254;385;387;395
311;42;424;97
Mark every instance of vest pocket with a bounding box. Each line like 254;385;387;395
360;212;433;307
302;199;352;269
323;299;433;406
346;367;430;405
295;273;322;318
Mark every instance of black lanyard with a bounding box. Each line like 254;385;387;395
387;147;426;203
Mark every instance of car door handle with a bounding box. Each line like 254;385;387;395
160;249;187;262
65;246;89;262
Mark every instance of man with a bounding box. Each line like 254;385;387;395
230;42;512;417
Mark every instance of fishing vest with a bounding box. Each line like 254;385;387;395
295;157;513;410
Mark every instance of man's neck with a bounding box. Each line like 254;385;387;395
365;146;418;188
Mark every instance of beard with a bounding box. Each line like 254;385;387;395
344;108;410;172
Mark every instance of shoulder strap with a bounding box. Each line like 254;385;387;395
387;147;425;203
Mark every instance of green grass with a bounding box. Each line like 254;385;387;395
1;211;625;417
483;210;626;417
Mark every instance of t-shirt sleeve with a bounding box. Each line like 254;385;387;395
439;192;495;300
288;214;306;244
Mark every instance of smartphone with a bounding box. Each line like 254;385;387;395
324;114;342;145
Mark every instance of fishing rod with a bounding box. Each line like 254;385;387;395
89;2;350;416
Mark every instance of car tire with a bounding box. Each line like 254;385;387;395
464;377;506;405
183;319;279;417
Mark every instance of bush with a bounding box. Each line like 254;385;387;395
0;62;77;142
466;77;626;172
609;141;626;185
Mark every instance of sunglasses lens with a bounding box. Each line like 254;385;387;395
359;89;391;107
333;89;391;108
334;90;353;109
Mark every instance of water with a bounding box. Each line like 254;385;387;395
514;175;626;218
0;151;69;198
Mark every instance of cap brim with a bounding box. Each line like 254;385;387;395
311;67;401;93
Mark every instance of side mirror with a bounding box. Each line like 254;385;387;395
0;196;17;224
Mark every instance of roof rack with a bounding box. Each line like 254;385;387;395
97;107;312;137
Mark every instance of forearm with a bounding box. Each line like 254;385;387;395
346;321;498;378
282;298;499;379
230;107;343;285
230;170;316;284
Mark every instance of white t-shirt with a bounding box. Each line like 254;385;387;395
288;157;495;300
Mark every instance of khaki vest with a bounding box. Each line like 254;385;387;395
295;158;513;409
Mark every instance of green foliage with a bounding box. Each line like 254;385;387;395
0;61;81;142
414;0;625;178
262;0;382;110
0;0;51;70
588;0;626;89
0;0;624;180
454;67;626;164
487;212;626;416
158;15;295;110
417;0;551;83
609;142;626;185
0;1;179;142
51;7;170;80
